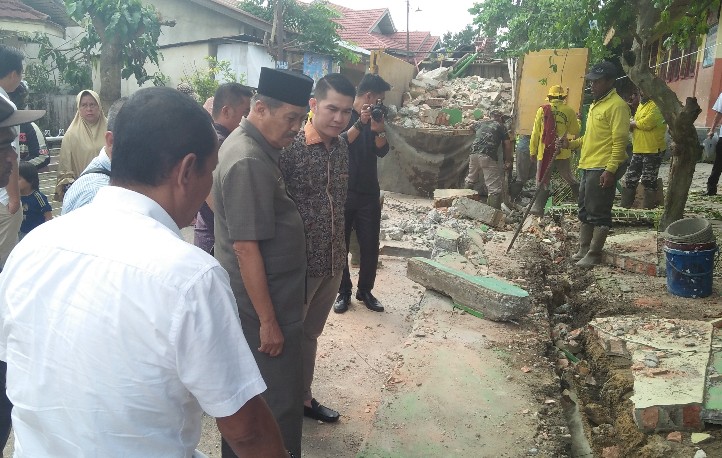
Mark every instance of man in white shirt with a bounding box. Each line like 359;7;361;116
0;87;288;457
0;85;45;451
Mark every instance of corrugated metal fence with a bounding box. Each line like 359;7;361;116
29;95;76;137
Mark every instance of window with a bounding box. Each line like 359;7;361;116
666;45;681;81
703;25;717;68
680;37;698;78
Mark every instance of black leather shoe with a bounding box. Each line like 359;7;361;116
333;293;350;313
356;290;384;312
304;398;340;422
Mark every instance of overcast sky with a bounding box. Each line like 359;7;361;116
301;1;478;38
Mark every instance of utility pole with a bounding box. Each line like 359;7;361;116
406;0;410;61
271;0;285;64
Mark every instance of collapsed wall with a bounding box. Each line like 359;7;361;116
390;66;513;130
379;67;513;196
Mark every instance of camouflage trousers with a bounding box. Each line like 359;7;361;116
623;152;664;190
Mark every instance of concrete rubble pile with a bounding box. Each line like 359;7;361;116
382;191;531;321
391;66;513;130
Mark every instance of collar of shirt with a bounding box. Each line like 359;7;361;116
304;120;339;147
98;147;111;170
592;88;616;105
92;186;181;237
239;117;281;163
213;122;231;140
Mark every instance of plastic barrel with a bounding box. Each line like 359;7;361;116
663;245;718;298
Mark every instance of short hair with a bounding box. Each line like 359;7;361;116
212;83;253;118
0;45;24;80
18;161;39;191
251;93;284;112
357;73;391;95
106;97;127;133
314;73;356;101
110;87;216;187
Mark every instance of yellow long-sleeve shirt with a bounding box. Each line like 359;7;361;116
632;100;666;154
529;99;580;161
569;88;630;172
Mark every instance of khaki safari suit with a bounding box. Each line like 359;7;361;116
212;118;306;456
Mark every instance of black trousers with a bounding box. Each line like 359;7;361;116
578;166;626;227
708;138;722;194
339;191;381;294
0;361;11;450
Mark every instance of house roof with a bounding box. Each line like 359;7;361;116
0;0;49;23
0;0;68;36
329;3;438;59
21;0;75;28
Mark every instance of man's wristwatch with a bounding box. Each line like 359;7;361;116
376;131;387;138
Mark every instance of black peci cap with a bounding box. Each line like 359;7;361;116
257;67;314;107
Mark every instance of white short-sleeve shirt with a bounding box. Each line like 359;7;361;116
713;92;722;136
0;186;265;457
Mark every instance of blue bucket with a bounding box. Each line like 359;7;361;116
663;245;718;298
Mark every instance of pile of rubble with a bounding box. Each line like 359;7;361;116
391;66;513;130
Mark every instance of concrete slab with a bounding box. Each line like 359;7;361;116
703;326;722;424
357;291;540;457
603;230;662;277
589;316;712;432
434;252;480;276
433;189;479;208
379;242;432;259
406;257;530;321
451;197;505;228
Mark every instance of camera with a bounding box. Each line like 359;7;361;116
370;99;388;122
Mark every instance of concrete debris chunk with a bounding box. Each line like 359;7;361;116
393;74;513;130
451;197;505;228
406;257;530;321
433;189;479;208
434;228;460;252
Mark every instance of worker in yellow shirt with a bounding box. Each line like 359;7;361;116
620;90;666;208
561;62;629;268
529;85;580;215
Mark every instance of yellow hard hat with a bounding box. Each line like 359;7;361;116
547;85;567;98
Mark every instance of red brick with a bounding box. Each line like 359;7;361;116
639;407;659;430
666;431;682;442
624;258;634;270
683;404;702;429
634;297;663;308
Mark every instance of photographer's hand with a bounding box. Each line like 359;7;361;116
359;105;372;125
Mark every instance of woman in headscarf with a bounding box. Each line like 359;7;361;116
55;89;107;201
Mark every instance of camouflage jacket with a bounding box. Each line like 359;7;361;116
280;122;349;278
471;119;509;159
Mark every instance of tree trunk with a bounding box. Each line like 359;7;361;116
660;98;702;229
98;40;122;114
622;0;702;231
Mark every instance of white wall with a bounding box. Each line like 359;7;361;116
146;0;265;46
217;43;275;88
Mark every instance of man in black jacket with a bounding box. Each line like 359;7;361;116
333;73;391;314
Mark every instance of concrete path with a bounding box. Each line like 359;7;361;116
357;291;547;458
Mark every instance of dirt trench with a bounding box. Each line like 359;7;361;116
531;216;722;458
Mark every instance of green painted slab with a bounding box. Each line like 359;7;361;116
411;257;529;298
